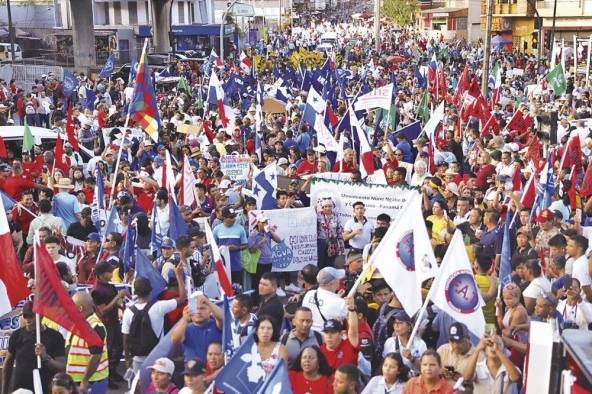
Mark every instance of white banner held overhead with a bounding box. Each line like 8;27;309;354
354;83;394;111
249;207;318;271
220;154;251;180
310;178;417;227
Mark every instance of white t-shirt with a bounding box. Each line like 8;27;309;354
55;255;76;276
122;299;178;339
382;336;427;371
301;288;348;332
343;217;373;250
572;255;592;300
522;276;552;299
473;359;518;394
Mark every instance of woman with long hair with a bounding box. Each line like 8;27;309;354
316;198;344;269
254;315;288;376
289;346;333;394
362;352;410;394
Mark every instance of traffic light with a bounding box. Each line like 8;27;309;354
532;32;538;49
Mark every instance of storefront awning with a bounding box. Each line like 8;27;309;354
420;7;465;15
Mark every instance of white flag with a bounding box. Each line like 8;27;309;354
314;114;339;152
354;83;394;111
424;101;445;141
371;193;437;316
306;87;326;114
430;230;486;338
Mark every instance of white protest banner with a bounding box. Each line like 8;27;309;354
310;178;418;226
249;207;318;271
220;154;251;180
0;303;23;365
354;83;394;111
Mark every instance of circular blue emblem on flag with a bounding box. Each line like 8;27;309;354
396;231;415;272
272;241;293;269
444;270;480;314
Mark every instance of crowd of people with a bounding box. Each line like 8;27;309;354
0;16;590;394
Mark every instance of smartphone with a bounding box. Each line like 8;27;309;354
563;274;572;291
485;323;496;337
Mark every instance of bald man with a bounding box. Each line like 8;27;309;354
65;292;111;393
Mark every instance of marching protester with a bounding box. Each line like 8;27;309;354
0;13;590;394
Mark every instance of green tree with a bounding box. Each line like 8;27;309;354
382;0;418;27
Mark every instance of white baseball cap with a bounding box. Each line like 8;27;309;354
149;357;175;375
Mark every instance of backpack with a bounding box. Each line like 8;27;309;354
127;302;159;357
371;304;401;362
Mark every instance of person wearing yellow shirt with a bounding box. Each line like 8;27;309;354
426;201;455;246
473;252;498;325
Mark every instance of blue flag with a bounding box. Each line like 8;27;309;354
415;67;427;90
214;333;266;393
122;222;136;273
168;198;189;241
252;165;277;210
222;296;235;360
0;191;15;211
104;207;118;240
135;249;167;302
500;209;513;288
99;53;116;79
63;70;78;98
393;121;422;142
129;60;138;84
254;359;292;394
85;87;96;110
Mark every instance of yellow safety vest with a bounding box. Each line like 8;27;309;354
66;313;109;383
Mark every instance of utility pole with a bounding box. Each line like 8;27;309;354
481;0;494;96
6;0;16;63
373;0;380;51
549;0;558;56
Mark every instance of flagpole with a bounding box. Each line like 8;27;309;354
33;231;41;369
108;38;148;210
407;281;437;349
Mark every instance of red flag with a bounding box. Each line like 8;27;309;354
467;74;481;98
581;163;592;198
0;195;29;315
0;136;6;158
520;173;536;209
539;246;547;276
326;106;339;128
507;111;534;133
204;222;233;297
527;135;542;169
568;167;578;210
512;164;522;192
454;65;469;105
65;102;80;152
481;114;500;137
33;242;104;348
560;136;583;172
53;133;70;174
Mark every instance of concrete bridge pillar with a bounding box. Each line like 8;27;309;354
151;0;172;53
69;0;96;72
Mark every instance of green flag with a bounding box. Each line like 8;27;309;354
23;117;34;151
416;91;430;124
177;76;191;96
545;64;566;96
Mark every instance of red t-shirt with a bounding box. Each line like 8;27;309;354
288;371;333;394
297;160;316;175
1;175;35;200
320;338;359;371
332;160;355;173
475;164;495;190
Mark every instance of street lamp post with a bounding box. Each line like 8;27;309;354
6;0;16;63
220;0;239;61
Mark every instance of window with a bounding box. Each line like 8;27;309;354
104;3;110;25
129;1;138;24
113;1;122;25
190;2;195;23
178;1;185;24
456;17;467;30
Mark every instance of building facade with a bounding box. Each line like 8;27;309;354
420;0;484;43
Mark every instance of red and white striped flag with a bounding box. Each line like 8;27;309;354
204;222;234;297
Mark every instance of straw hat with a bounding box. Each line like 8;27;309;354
56;178;74;190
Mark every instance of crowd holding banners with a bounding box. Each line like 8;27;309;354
0;15;591;394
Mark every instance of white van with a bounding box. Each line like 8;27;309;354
0;43;23;61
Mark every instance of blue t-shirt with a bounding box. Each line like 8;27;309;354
212;221;247;271
183;319;222;363
53;192;82;228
